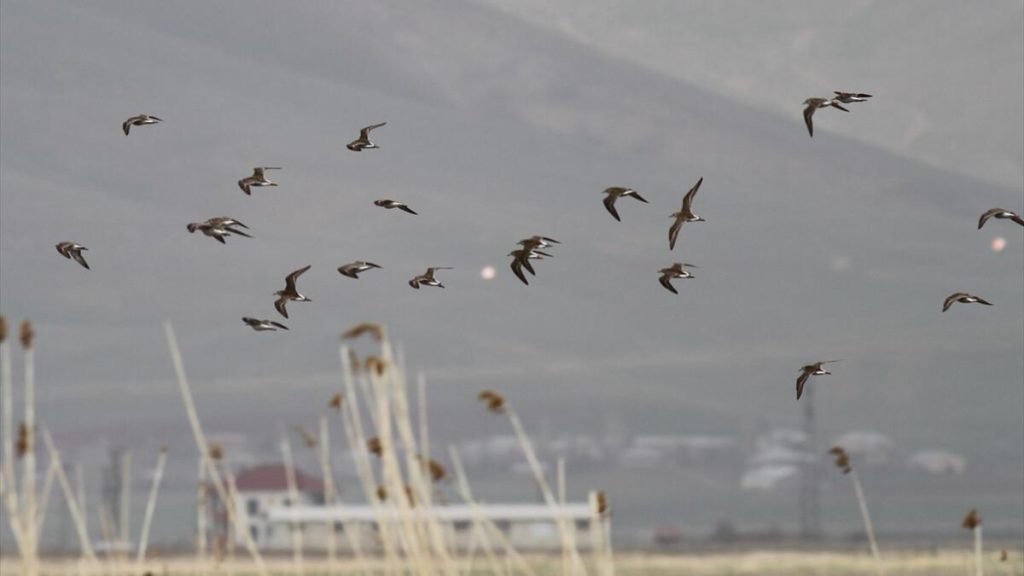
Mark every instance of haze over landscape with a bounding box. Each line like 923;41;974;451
1;0;1022;549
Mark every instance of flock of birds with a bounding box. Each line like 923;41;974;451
53;95;1023;402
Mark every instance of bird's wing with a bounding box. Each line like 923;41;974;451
682;177;703;210
238;179;251;195
796;369;811;399
274;297;290;318
658;274;678;294
669;218;683;251
71;250;90;269
541;236;560;244
409;278;421;289
399;204;418;215
830;101;850;112
338;265;356;278
510;260;529;285
364;261;382;269
148;115;163;121
253;167;265;178
978;208;1003;229
122;119;132;135
630;190;650;203
942;293;964;312
1011;214;1024;226
803;104;816;137
271;322;289;330
602;194;621;221
974;296;993;306
285;265;311;290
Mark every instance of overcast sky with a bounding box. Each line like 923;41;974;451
1;0;1021;545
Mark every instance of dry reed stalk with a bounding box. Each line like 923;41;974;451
370;365;428;572
506;408;585;575
41;428;97;565
196;455;208;569
974;524;983;576
849;470;883;573
119;451;132;545
386;356;453;575
0;323;27;556
448;446;532;576
279;436;305;574
34;455;59;534
317;416;338;572
340;344;401;569
162;322;268;576
136;447;168;567
22;322;39;575
588;490;614;576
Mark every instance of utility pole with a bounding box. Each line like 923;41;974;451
799;384;821;539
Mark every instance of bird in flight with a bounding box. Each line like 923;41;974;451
978;208;1024;229
802;97;848;137
658;262;696;294
237;167;281;196
602;187;649;221
242;317;289;331
508;248;552;285
669;177;705;250
796;360;841;400
274;265;312;318
374;199;417;215
517;236;560;251
55;242;89;269
409;267;452;289
338;261;382;279
186;217;252;244
942;292;993;312
122;114;162;136
831;91;873;104
347;122;387;151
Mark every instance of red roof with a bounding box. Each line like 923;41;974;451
235;464;324;492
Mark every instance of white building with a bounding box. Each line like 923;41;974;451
224;464;605;552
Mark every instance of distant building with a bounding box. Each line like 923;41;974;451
222;463;604;552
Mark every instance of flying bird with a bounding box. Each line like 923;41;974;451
186;218;252;244
242;317;288;332
669;177;705;250
831;91;873;104
796;360;841;400
274;265;312;318
658;262;697;294
517;236;560;251
338;261;382;279
602;187;648;221
978;208;1024;229
802;97;849;137
122;114;162;136
942;292;993;312
409;267;452;289
347;122;386;151
55;242;89;269
373;199;417;215
237;167;281;195
508;248;553;285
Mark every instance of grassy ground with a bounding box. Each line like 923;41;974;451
6;550;1023;575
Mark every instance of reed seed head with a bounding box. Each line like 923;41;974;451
418;455;448;482
329;393;343;412
341;322;385;342
596;490;610;517
15;422;30;459
0;316;7;343
209;443;224;461
367;436;383;457
295;425;317;449
962;508;981;529
828;445;852;474
365;356;388;376
478;390;505;414
376;485;387;501
19;320;34;350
